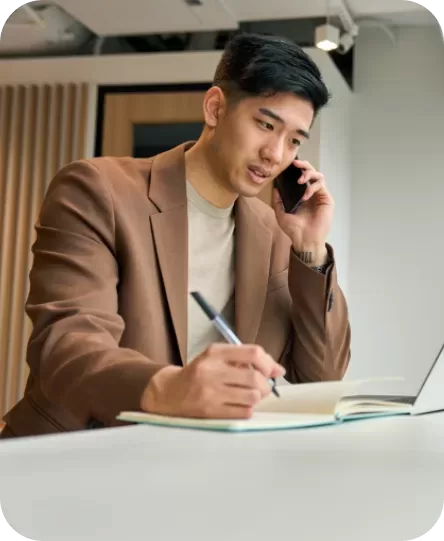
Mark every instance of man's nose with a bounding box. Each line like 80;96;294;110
260;138;285;165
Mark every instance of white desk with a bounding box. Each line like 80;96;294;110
1;414;444;541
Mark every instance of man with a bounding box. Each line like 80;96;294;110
1;33;350;439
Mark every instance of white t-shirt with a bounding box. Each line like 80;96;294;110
186;181;235;363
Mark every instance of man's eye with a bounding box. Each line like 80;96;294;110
258;120;273;130
291;138;301;146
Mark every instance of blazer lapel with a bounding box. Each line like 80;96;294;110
148;143;273;359
149;143;193;365
235;197;273;344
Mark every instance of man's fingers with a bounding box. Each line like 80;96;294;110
294;158;315;171
205;344;286;377
216;405;253;420
302;181;319;201
301;176;326;201
224;365;271;397
206;343;285;379
229;346;283;378
272;188;285;216
223;386;262;407
298;170;324;184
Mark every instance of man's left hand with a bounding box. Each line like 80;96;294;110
272;159;334;267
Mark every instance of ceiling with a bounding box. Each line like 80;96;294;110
33;0;437;36
0;0;437;57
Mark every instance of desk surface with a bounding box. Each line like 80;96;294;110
1;413;444;541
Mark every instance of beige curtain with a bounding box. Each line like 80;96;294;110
0;83;94;419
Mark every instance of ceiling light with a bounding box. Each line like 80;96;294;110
315;0;359;54
315;23;340;51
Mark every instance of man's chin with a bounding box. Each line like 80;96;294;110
237;182;270;198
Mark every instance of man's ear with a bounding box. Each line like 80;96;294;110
203;87;226;128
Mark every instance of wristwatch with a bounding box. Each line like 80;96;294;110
311;251;332;274
292;247;332;274
311;262;331;274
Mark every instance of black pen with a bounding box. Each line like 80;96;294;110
191;291;280;398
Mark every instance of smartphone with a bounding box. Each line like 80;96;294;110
274;161;306;214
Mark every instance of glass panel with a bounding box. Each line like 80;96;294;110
133;122;203;158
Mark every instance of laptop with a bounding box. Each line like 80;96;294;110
347;341;444;416
411;340;444;414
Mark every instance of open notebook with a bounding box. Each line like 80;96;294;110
117;341;444;432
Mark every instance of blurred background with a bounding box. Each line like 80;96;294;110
0;0;443;421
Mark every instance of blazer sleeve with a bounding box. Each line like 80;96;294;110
282;246;351;382
25;160;164;427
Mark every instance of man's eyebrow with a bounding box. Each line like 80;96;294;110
258;107;310;139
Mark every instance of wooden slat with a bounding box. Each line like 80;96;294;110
1;86;26;411
19;85;46;396
0;86;14;413
64;84;76;164
77;84;90;159
0;83;92;417
4;86;37;409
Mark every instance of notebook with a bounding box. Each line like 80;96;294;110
117;341;444;432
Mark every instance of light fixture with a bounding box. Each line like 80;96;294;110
315;0;359;54
315;23;340;51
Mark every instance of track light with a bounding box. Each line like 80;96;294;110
315;0;359;54
315;23;340;51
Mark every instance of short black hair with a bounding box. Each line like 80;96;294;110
213;32;330;116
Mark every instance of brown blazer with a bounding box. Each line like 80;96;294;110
1;142;350;439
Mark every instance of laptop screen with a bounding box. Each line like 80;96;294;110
412;341;444;414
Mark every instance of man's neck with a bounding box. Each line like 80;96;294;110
185;141;237;209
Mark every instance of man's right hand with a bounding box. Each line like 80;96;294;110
140;344;285;419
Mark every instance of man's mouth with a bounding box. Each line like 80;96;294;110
247;166;271;184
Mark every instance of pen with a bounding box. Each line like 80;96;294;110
190;291;280;398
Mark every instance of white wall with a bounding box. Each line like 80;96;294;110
319;65;352;296
347;24;444;392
